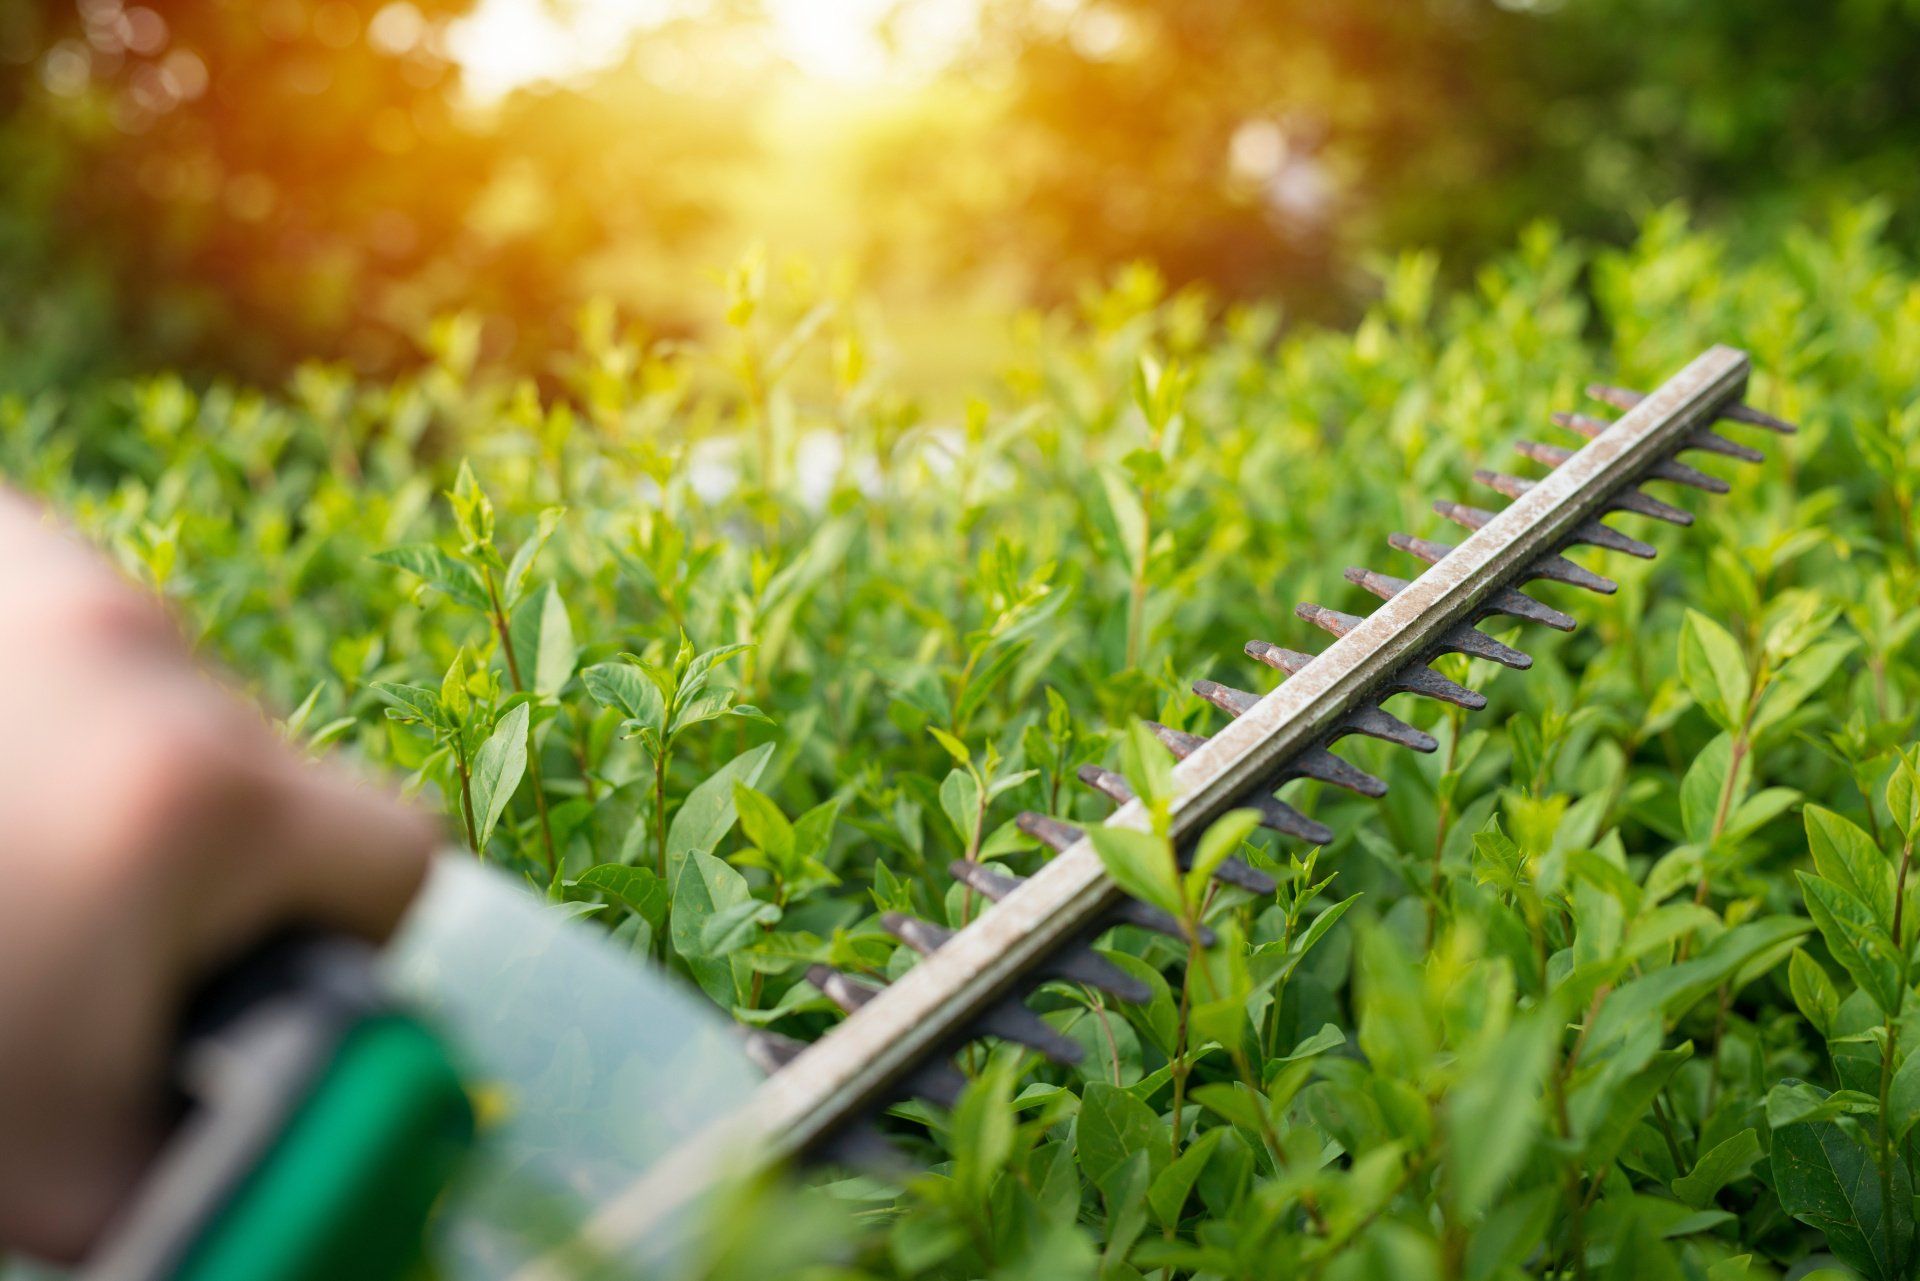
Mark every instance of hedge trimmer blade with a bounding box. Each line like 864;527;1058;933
514;345;1790;1278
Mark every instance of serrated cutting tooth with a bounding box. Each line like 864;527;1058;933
971;998;1084;1065
883;911;1154;1004
1343;565;1573;633
1515;439;1576;468
1145;721;1208;759
809;964;881;1014
1076;763;1134;806
1682;427;1764;463
952;852;1208;944
1245;639;1312;674
1248;798;1333;845
1295;602;1362;638
1017;811;1083;852
1546;418;1735;492
1646;456;1731;494
1525;552;1617;594
744;1029;808;1075
1393;528;1617;596
1253;632;1485;710
1439;623;1531;669
1285;746;1387;797
1550;410;1610;441
1343;566;1412;598
1476;468;1690;530
1610;486;1694;526
1391;662;1488;709
1485;587;1576;631
1439;499;1648;566
1568;518;1656;559
1341;703;1438;752
1193;678;1261;717
1387;532;1456;565
1587;383;1796;434
1073;765;1284;887
948;859;1022;902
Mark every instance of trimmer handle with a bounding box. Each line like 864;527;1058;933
82;933;473;1281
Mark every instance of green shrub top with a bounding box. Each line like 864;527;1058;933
5;208;1920;1279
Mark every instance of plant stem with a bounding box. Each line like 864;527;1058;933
484;564;559;877
1426;712;1463;948
653;748;671;879
452;739;479;853
1169;936;1196;1163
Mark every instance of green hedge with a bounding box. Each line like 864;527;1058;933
7;207;1919;1279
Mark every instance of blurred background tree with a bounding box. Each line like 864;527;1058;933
2;0;1916;385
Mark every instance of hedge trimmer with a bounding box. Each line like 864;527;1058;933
82;346;1792;1281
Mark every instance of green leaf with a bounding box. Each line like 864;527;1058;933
699;897;781;954
1120;721;1176;809
583;662;666;734
469;702;529;850
1770;1079;1914;1281
1088;825;1182;920
1189;1081;1266;1135
1678;609;1751;732
1147;1126;1222;1228
938;767;982;850
502;505;564;605
1888;747;1920;843
576;863;669;933
664;743;777;873
1789;948;1841;1038
1672;1128;1762;1208
1797;872;1903;1015
1751;637;1857;736
1446;1009;1555;1217
371;681;445;729
1098;465;1149;580
733;783;795;865
1076;1082;1162;1200
372;545;488;610
671;851;753;1005
1889;1047;1920;1145
1679;732;1746;845
531;583;576;697
1186;807;1261;901
1806;804;1894;927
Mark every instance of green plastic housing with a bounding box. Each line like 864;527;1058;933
175;1014;474;1281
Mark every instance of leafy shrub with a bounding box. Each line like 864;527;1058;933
5;206;1919;1278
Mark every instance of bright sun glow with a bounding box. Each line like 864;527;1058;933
449;0;978;102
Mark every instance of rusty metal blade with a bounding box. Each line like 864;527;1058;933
1016;812;1082;853
1193;678;1261;717
1345;564;1573;633
1393;528;1617;595
1285;746;1387;797
1589;383;1795;433
1544;422;1731;492
1682;427;1765;463
1341;703;1439;753
1438;623;1531;669
1610;486;1693;526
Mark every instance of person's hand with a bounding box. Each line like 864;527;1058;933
0;488;437;1261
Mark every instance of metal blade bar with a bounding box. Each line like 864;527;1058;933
511;344;1752;1279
